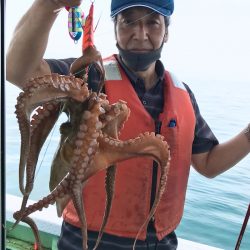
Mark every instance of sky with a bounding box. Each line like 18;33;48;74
5;0;250;84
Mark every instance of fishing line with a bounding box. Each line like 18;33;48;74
71;67;87;77
235;203;250;250
71;62;96;78
94;8;102;32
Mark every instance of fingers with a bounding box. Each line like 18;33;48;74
51;0;83;8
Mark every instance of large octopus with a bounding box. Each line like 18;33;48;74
10;4;171;250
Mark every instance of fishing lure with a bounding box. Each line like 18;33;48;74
66;6;85;43
82;3;94;52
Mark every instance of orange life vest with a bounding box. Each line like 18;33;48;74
63;55;195;240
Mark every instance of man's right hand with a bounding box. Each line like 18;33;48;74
50;0;83;9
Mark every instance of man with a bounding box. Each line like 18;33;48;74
6;0;250;249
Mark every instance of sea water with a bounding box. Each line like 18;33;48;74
5;79;250;250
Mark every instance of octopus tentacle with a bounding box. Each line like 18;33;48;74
101;132;170;177
25;102;61;193
70;185;88;250
9;172;70;241
93;165;117;250
15;93;32;195
15;74;89;195
132;138;170;249
94;132;171;249
21;74;89;113
15;103;62;226
64;97;106;250
12;176;70;233
100;100;130;138
14;215;42;250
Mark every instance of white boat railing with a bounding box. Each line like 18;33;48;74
6;194;224;250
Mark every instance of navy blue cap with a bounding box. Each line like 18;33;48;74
110;0;174;18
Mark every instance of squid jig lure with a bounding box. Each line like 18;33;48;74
66;6;85;43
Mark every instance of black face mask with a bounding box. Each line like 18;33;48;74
116;43;164;72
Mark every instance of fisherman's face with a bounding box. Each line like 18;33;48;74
115;7;167;52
